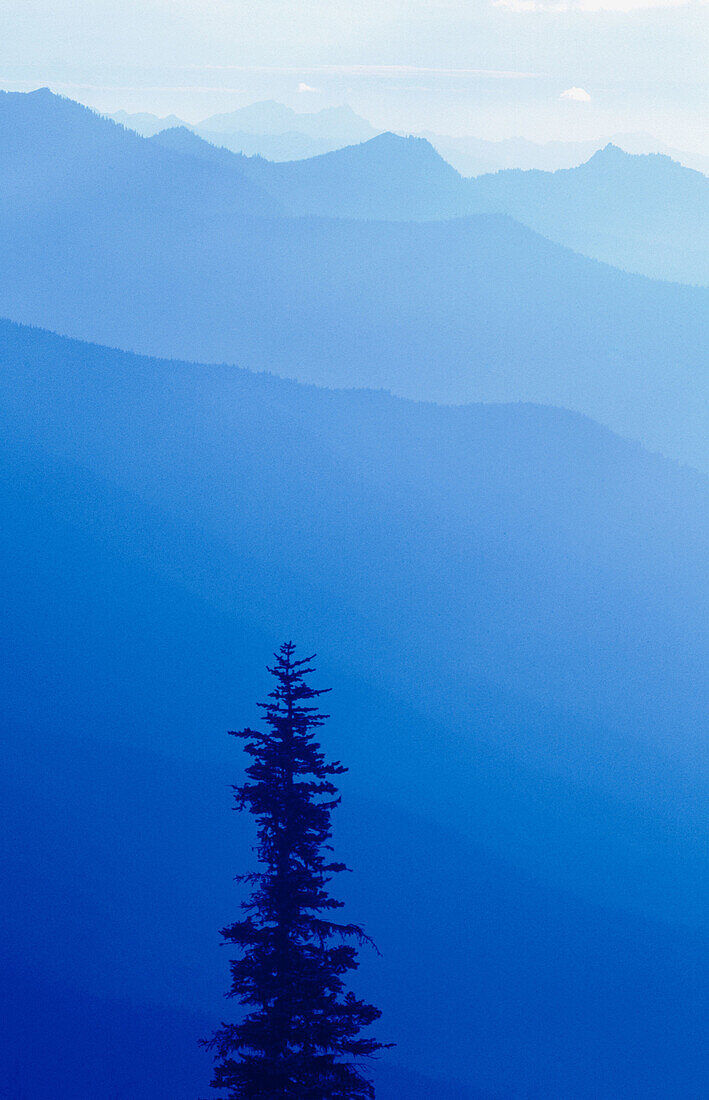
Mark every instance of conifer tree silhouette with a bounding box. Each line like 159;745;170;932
204;642;388;1098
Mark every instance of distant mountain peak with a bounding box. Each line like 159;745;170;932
199;100;300;134
312;104;363;120
197;99;377;146
359;132;464;184
372;130;420;144
588;142;670;166
108;109;188;137
583;142;699;177
598;142;631;158
0;86;98;128
148;126;210;155
153;124;200;143
148;126;251;169
361;130;453;163
580;143;635;168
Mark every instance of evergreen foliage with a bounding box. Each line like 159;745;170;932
205;642;387;1098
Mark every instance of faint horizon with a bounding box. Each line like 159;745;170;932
1;0;706;152
1;77;708;155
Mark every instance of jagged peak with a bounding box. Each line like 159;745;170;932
582;142;697;176
151;125;200;142
148;126;234;159
588;142;633;163
359;131;446;159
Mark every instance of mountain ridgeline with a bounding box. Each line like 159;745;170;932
110;101;709;176
0;89;707;472
2;83;708;1098
111;99;379;159
152;126;709;285
1;318;707;1096
1;87;281;221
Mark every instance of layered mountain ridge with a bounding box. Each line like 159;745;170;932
109;98;709;176
1;88;707;472
1;316;707;1096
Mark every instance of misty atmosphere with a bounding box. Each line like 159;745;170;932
0;1;707;1095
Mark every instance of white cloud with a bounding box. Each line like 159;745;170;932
297;82;320;94
560;86;592;100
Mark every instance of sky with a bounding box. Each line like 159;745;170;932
1;0;707;147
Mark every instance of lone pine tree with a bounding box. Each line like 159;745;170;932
204;642;388;1098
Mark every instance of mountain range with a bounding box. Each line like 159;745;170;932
199;99;377;143
111;99;378;159
109;100;709;176
1;89;707;472
1;316;707;1097
420;129;709;178
151;127;707;285
460;143;709;286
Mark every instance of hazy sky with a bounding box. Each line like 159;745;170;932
1;0;707;147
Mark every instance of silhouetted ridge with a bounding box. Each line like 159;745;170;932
580;142;692;175
229;129;470;219
201;99;296;133
587;142;633;164
149;123;201;147
149;97;709;283
462;142;709;283
0;86;283;219
148;125;251;171
360;130;453;161
1;316;707;1098
199;99;377;143
110;108;188;136
0;88;706;469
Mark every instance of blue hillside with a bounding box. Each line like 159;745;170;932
0;91;706;469
1;318;706;1096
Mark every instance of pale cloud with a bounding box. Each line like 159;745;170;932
297;82;321;94
496;0;696;9
192;64;540;80
560;86;592;100
0;78;248;95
